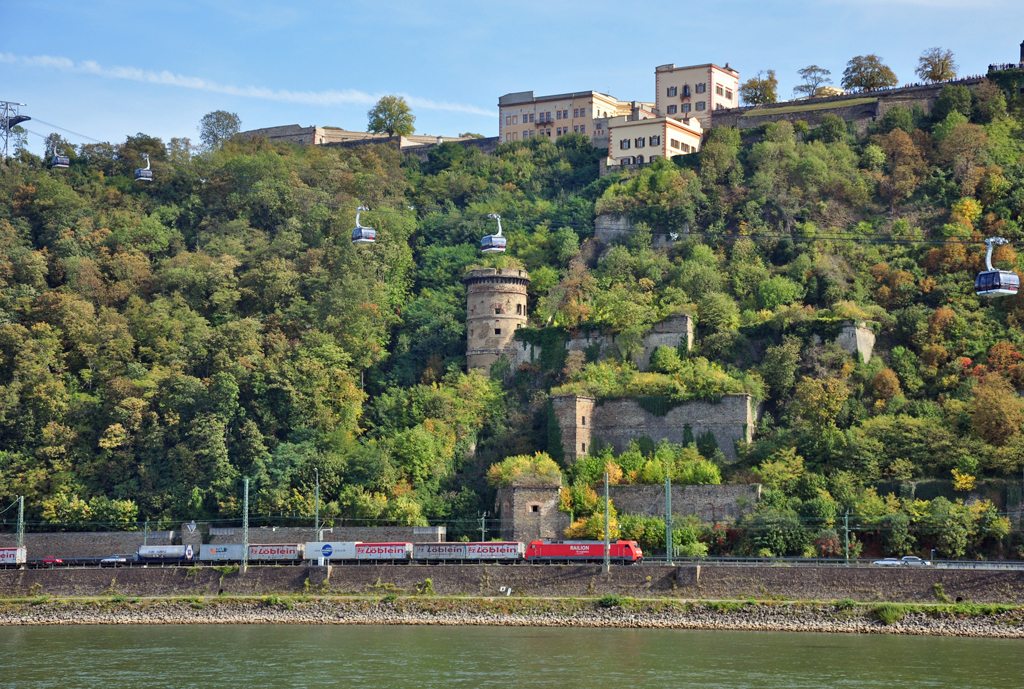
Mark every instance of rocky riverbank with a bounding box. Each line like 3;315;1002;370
1;596;1023;637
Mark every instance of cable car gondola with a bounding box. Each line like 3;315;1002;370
351;206;376;244
134;153;153;182
50;149;70;169
975;237;1019;297
481;213;506;254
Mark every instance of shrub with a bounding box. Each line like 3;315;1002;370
487;452;562;487
597;594;622;608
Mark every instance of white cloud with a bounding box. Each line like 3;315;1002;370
0;52;495;117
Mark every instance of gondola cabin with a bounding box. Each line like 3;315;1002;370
480;234;506;253
482;213;506;254
975;270;1019;297
134;153;152;182
351;206;375;245
976;237;1019;297
51;153;70;169
352;226;376;244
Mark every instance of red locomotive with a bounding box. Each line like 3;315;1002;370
525;540;643;564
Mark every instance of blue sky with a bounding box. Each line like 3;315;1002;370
3;0;1021;154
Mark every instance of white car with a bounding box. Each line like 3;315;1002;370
900;556;931;566
872;558;902;566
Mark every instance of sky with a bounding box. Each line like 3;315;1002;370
2;0;1022;154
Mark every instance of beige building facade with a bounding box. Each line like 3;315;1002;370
239;124;472;149
654;63;740;129
607;115;703;166
465;268;530;372
497;91;646;149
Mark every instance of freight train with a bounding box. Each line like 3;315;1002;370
4;540;643;567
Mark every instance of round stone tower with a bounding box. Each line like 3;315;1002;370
464;267;530;372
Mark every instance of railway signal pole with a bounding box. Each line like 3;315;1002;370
603;473;610;575
241;478;249;575
844;509;850;565
314;468;319;543
480;512;487;542
665;476;673;565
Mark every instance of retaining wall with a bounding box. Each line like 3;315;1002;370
0;532;174;559
3;564;1024;603
609;484;761;522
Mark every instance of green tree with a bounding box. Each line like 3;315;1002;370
367;95;416;137
739;70;779;105
932;85;973;122
915;47;957;83
794;65;832;98
841;55;898;90
198;110;241;149
816;113;849;143
761;338;802;400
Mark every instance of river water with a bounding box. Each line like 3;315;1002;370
0;625;1020;687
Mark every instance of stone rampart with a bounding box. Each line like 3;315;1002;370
0;531;175;558
713;79;984;136
554;394;753;463
594;214;684;248
3;564;1024;604
609;484;761;522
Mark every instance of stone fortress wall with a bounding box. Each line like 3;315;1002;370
552;394;754;464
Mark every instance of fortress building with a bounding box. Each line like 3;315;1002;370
465;268;530;372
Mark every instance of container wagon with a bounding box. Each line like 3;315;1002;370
355;542;412;562
137;545;195;563
198;544;244;562
525;540;642;564
467;542;524;561
0;547;26;566
304;541;359;562
248;544;304;563
412;542;467;562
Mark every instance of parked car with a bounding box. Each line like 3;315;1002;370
900;556;931;566
40;556;63;566
100;556;128;567
872;558;901;566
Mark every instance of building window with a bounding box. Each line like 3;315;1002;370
530;505;540;513
683;85;690;97
581;443;586;453
573;108;579;117
683;143;691;153
596;121;603;130
516;304;522;315
528;113;534;122
683;103;691;113
667;105;677;114
580;124;585;133
716;84;724;96
563;110;568;119
650;155;659;160
620;139;630;150
513;116;518;124
505;116;511;125
696;83;706;93
556;110;561;119
573;125;578;132
670;138;680;149
725;89;733;100
494;328;501;335
581;416;586;425
715;103;723;110
636;155;644;164
649;135;660;146
696;102;706;111
635;137;645;148
667;86;677;97
495;306;502;314
580;107;585;116
546;129;551;136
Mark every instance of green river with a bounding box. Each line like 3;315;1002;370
0;625;1020;687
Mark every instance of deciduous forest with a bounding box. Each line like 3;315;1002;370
4;79;1024;558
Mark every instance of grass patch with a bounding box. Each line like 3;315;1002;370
381;594;398;603
872;603;909;625
30;595;50;606
835;599;857;612
740;97;877;118
597;594;622;608
109;594;128;604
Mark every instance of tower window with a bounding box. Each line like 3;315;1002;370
530;505;540;513
581;416;586;426
495;307;502;314
581;443;586;453
516;304;522;315
494;328;501;335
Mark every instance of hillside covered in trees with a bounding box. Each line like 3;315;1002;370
3;80;1024;557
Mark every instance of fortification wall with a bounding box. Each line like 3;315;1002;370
555;394;753;463
594;214;684;248
495;485;570;542
0;532;175;559
4;564;1024;603
609;484;761;522
713;79;984;135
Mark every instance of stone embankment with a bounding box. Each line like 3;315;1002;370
2;597;1023;638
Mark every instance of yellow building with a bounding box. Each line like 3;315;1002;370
606;116;703;167
498;91;646;149
654;63;740;129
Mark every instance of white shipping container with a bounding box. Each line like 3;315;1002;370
467;542;524;560
138;545;193;560
248;543;303;561
0;547;26;565
413;542;467;560
304;542;359;561
356;543;412;560
198;544;244;561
